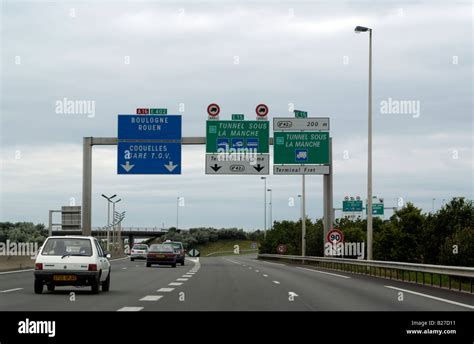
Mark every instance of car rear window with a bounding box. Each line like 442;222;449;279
42;238;93;256
165;242;182;249
133;245;148;250
149;244;173;252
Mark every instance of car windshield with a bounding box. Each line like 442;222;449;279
149;244;173;253
42;238;93;257
133;245;148;250
169;243;182;249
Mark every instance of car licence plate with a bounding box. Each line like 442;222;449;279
53;275;77;281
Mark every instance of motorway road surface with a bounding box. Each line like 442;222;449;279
0;255;472;311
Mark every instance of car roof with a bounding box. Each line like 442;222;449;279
47;236;94;239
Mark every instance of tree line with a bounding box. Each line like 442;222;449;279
259;198;473;266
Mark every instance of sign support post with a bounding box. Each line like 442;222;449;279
82;137;92;236
323;138;333;247
302;174;306;257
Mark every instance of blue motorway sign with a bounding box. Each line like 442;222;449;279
117;142;181;175
118;115;181;140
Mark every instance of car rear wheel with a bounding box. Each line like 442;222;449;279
102;272;110;292
34;279;43;294
181;261;185;266
47;284;55;292
131;258;135;261
91;278;100;294
146;263;151;267
172;264;176;268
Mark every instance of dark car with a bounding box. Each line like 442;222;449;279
163;241;185;266
146;244;177;268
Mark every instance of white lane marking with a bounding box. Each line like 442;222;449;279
385;286;474;310
224;258;242;265
157;288;175;292
182;275;192;278
0;288;23;293
242;264;247;267
0;269;34;275
296;267;351;279
255;270;260;273
263;261;285;266
273;281;280;284
188;258;199;263
187;272;196;274
117;307;143;311
169;282;183;286
110;256;129;262
176;278;188;281
248;267;252;269
122;267;127;270
289;291;298;297
263;274;268;277
140;295;163;301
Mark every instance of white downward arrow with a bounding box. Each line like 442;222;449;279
164;161;178;172
121;161;134;172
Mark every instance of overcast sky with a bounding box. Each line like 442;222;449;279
0;0;472;230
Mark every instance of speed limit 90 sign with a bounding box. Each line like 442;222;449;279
326;229;344;244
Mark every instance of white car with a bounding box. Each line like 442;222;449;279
130;244;149;261
34;236;111;294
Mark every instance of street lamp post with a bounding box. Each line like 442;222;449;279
261;177;267;238
176;197;181;230
267;189;273;231
111;198;121;249
101;194;116;250
355;25;373;260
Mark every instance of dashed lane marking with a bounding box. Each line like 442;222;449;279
140;295;163;301
117;307;143;311
169;282;183;286
157;288;175;292
0;288;23;293
273;281;280;284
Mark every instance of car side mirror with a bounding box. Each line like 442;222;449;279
104;252;111;259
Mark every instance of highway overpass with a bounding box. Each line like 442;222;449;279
51;227;169;245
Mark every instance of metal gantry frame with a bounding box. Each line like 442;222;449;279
82;136;334;248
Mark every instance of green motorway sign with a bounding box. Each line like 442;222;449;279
232;114;244;121
294;110;307;118
343;200;363;212
206;120;269;153
366;203;384;215
273;131;329;164
150;108;167;114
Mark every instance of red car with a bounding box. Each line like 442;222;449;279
146;244;177;268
